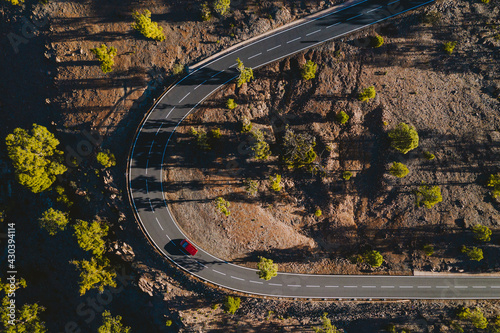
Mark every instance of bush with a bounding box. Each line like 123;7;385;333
55;186;73;208
90;44;117;74
269;174;282;192
172;63;184;75
210;128;222;139
244;179;259;196
39;208;69;236
226;98;238;110
388;123;419;154
457;307;488;329
71;257;117;296
213;0;230;16
443;41;457;55
215;197;230;216
301;60;317;80
73;220;109;256
389;162;409;178
364;250;384;267
5;124;67;193
189;127;211;150
223;296;240;314
257;256;278;280
423;151;435;160
423;244;434;256
342;171;352;180
4;0;24;5
98;311;130;333
415;184;442;208
358;86;376;102
96;150;116;168
241;117;252;133
314;209;322;217
313;313;340;333
461;246;483;261
487;173;500;198
335;111;349;125
281;127;317;168
132;10;165;41
200;2;212;21
371;35;384;48
165;319;172;327
472;224;492;242
250;129;270;160
236;58;253;87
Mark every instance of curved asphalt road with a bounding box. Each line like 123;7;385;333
128;0;500;299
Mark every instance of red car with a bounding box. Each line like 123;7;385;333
180;239;198;256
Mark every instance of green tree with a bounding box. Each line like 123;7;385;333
73;220;109;256
98;310;131;333
335;111;349;125
200;2;212;21
301;60;317;80
443;41;457;55
468;307;488;329
189;127;211;150
472;224;492;242
269;174;282;192
358;86;376;102
244;179;259;196
172;63;184;76
223;296;240;314
423;244;434;256
364;250;384;267
342;171;352;180
215;197;230;216
226;98;238;110
487;173;500;198
415;184;442;208
389;162;409;178
55;185;73;207
423;151;435;160
236;58;253;87
388;123;419;154
241;117;252;133
213;0;230;16
371;35;384;48
281;127;317;168
165;319;173;327
5;124;67;193
257;256;278;280
39;208;69;235
71;256;117;295
461;246;483;261
313;313;340;333
314;209;322;217
96;150;116;168
132;10;165;41
250;129;270;160
90;44;117;74
4;0;24;5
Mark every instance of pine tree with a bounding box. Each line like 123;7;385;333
71;257;117;295
73;220;109;256
257;256;278;280
39;208;69;235
98;311;131;333
90;44;117;74
132;10;165;41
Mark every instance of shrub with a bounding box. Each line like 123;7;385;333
281;127;317;168
371;35;384;48
241;117;252;133
39;208;69;236
189;127;211;150
364;250;384;267
236;58;253;87
55;186;73;208
200;2;212;21
358;86;376;102
269;174;282;192
335;111;349;125
244;179;259;196
215;197;230;216
172;63;184;75
226;98;238;110
450;321;464;333
96;150;116;168
443;41;457;55
98;311;130;333
213;0;230;16
423;244;434;256
313;313;340;333
487;173;500;198
389;162;409;178
481;0;490;3
314;209;322;217
457;307;488;329
257;256;278;280
71;257;117;295
165;319;173;327
472;224;492;242
422;151;435;160
90;44;117;74
388;123;419;154
5;124;67;193
301;60;317;80
223;296;240;314
132;10;165;41
461;246;483;261
342;171;352;180
73;220;109;257
250;129;270;160
4;0;24;5
210;128;222;139
415;184;442;208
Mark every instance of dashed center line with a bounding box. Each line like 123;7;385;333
362;286;376;288
248;52;262;60
179;92;190;103
417;286;431;289
387;0;400;5
381;286;395;288
229;62;238;68
267;44;282;52
472;286;486;289
306;29;321;36
213;270;226;276
148;199;154;212
491;286;500;289
149;140;155;154
286;37;301;44
287;284;301;287
166;106;175;118
325;285;339;288
155;217;164;231
454;286;468;289
194;80;207;90
269;283;283;286
326;22;341;29
436;286;450;289
344;286;358;288
249;280;263;284
155;123;163;135
346;13;363;21
399;286;413;289
231;276;245;281
197;261;207;268
366;5;384;13
211;70;224;78
145;159;149;174
306;285;320;288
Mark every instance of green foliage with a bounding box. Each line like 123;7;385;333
73;219;109;256
236;58;253;87
422;11;441;25
226;98;238;110
257;256;278;280
223;296;240;314
385;323;397;333
96;150;116;168
314;209;322;217
210;128;222;139
4;0;24;5
71;256;117;295
364;250;384;267
461;246;483;261
165;319;173;327
487;173;500;198
5;124;67;193
388;123;419;154
200;2;212;21
281;127;317;168
213;0;230;16
415;184;442;208
244;179;259;196
172;63;185;76
55;185;73;207
423;244;434;256
335;111;349;125
389;162;409;178
313;313;340;333
241;117;253;133
132;10;165;41
371;35;384;48
472;224;492;242
443;41;457;55
342;171;353;180
423;151;435;160
39;208;69;235
301;60;317;80
481;0;490;3
98;310;131;333
269;174;282;192
189;127;211;150
450;321;464;333
250;129;270;160
357;86;376;102
215;197;231;216
90;44;117;74
457;307;488;329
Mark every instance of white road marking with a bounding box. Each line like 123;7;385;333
399;286;413;289
194;80;207;90
248;52;262;60
417;286;431;289
491;286;500;289
287;284;301;287
472;286;486;289
286;37;301;44
211;69;224;78
267;44;282;52
269;283;283;286
145;159;149;174
155;123;163;135
213;270;226;276
164;233;171;241
306;29;321;36
231;276;245;281
197;261;207;268
387;0;399;5
326;22;341;29
166;106;176;118
155;217;164;230
179;92;191;103
148;199;154;212
381;286;395;288
366;5;384;13
145;179;148;193
325;285;339;288
229;62;238;68
149;140;155;154
362;286;376;288
249;280;263;284
306;285;320;288
454;286;468;289
346;13;363;21
344;286;358;288
436;286;450;289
